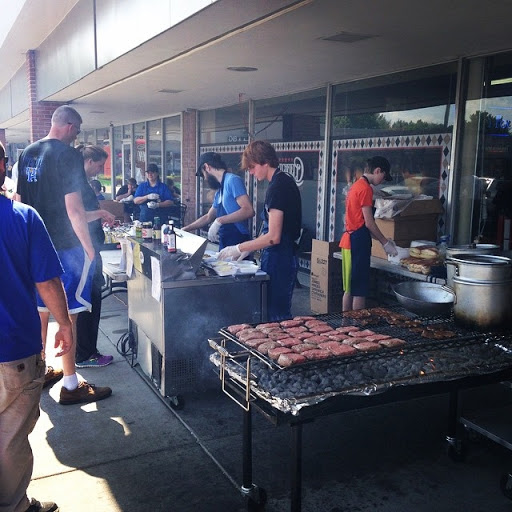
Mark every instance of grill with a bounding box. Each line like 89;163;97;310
208;307;512;511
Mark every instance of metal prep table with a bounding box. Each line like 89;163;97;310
128;233;268;408
209;309;512;511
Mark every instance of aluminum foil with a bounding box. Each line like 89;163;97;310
210;335;512;416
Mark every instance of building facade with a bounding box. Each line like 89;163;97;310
1;0;512;251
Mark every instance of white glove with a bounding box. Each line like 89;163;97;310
119;195;134;203
207;219;222;243
383;239;398;257
148;193;160;201
147;201;158;209
218;244;251;262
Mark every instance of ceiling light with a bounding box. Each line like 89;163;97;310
491;78;512;86
158;89;183;94
227;66;258;72
321;32;374;43
89;110;104;114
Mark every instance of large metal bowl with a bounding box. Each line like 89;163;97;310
393;282;455;316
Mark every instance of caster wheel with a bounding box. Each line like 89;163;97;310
500;472;512;500
447;441;466;462
168;395;184;410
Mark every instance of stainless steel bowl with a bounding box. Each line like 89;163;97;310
393;282;455;316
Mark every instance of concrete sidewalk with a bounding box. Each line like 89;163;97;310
28;287;512;512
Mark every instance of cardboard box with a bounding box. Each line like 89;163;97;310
375;215;439;241
99;199;124;221
371;199;443;259
310;239;343;314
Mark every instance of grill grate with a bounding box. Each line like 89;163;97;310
218;306;489;371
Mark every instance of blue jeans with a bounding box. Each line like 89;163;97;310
0;353;45;512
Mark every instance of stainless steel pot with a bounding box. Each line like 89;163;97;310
445;254;512;288
451;276;512;330
445;243;500;259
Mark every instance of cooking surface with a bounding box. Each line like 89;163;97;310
210;307;512;415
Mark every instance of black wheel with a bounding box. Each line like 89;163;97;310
446;440;466;462
500;472;512;500
168;395;184;410
247;487;267;511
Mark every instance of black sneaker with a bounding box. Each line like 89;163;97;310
25;499;59;512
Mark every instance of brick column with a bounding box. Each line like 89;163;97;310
181;109;198;225
27;50;64;143
0;129;5;148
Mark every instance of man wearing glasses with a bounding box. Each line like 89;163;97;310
17;105;112;405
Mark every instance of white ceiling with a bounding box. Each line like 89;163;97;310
3;0;512;142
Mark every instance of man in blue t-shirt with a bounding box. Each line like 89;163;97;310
134;163;175;223
182;152;254;250
0;142;72;512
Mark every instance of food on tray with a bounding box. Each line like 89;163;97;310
305;319;328;328
284;326;308;334
353;341;381;352
293;316;316;321
366;334;391;342
309;324;335;333
280;319;304;328
277;337;302;348
292;343;317;353
256;341;278;355
342;337;368;346
379;338;406;348
277;352;307;367
267;331;291;340
268;346;293;360
326;333;349;342
303;349;331;360
336;326;360;333
239;331;267;342
227;323;251;334
295;332;315;340
421;327;457;339
244;338;270;348
409;245;439;259
256;322;281;330
349;329;375;337
329;343;358;356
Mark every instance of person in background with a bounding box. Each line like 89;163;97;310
340;156;398;312
0;141;73;512
90;179;105;200
219;141;301;321
183;152;254;249
116;177;139;223
17;105;112;405
76;145;115;368
134;163;175;223
167;178;181;200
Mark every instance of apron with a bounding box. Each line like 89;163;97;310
260;212;298;321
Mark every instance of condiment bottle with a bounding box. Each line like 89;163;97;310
153;216;161;245
161;224;168;247
142;222;153;242
167;220;177;253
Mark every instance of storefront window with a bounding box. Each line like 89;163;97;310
112;126;123;196
254;89;327;241
134;122;146;183
453;52;512;248
330;64;457;241
148;119;162;172
164;115;181;192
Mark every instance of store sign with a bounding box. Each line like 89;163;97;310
278;156;305;186
227;135;249;143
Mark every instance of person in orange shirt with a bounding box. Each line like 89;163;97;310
339;156;398;311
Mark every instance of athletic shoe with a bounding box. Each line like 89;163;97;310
42;366;64;389
75;353;114;368
59;381;112;405
25;498;59;512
